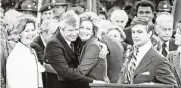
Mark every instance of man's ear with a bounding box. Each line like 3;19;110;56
59;21;65;31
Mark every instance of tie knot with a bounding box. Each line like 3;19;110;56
133;45;139;56
162;42;167;48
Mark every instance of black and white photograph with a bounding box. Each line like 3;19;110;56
0;0;181;88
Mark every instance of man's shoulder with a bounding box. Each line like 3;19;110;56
150;48;168;63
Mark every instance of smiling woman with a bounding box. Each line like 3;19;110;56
6;16;45;88
77;12;109;83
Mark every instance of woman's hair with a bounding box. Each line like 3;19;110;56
10;15;36;41
79;12;100;36
107;25;126;41
12;16;36;34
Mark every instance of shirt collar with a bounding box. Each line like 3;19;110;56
159;38;169;48
177;46;181;53
64;38;71;47
137;41;152;53
40;35;47;47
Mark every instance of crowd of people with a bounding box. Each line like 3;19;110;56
0;0;181;88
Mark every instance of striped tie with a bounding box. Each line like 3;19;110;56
128;46;139;84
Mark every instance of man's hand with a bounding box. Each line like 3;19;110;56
99;42;109;59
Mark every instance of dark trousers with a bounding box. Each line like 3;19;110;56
47;73;66;88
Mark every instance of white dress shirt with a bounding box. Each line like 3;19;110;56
135;41;152;68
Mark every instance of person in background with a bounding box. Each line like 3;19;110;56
120;17;177;87
110;9;128;29
0;4;8;88
107;25;126;42
124;0;155;45
167;22;181;88
99;11;107;20
95;15;125;83
156;0;172;17
6;16;45;88
39;3;54;24
31;19;59;88
154;14;178;57
52;0;69;21
17;0;38;17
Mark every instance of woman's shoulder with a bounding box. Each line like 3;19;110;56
87;38;100;46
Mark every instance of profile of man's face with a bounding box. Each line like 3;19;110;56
62;24;79;42
137;6;154;22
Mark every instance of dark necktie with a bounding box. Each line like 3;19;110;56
70;42;74;53
162;42;167;57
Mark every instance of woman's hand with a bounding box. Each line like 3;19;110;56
99;42;109;59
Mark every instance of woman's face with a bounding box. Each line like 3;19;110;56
174;27;181;46
79;20;93;42
108;29;122;41
20;22;36;46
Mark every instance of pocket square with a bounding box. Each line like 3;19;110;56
141;71;150;75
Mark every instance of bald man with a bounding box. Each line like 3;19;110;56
110;9;128;29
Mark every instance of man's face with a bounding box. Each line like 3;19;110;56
62;24;79;42
54;5;66;17
132;24;151;46
42;9;54;21
137;6;154;22
111;15;127;29
156;21;173;42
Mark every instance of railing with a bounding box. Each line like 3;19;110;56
89;83;174;88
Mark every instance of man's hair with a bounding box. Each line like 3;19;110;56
60;10;80;28
131;17;154;34
135;0;155;13
110;9;128;24
40;19;59;34
155;14;173;29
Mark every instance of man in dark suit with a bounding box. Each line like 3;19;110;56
167;51;181;88
44;11;105;88
31;19;59;88
155;14;178;57
128;17;178;87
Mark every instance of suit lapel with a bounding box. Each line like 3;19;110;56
78;37;96;63
169;39;178;51
134;47;154;77
56;30;76;60
173;52;181;81
37;36;45;50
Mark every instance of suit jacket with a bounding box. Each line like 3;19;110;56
167;51;181;88
101;33;125;83
133;47;178;87
78;37;109;82
31;35;45;64
44;30;93;88
153;38;178;52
